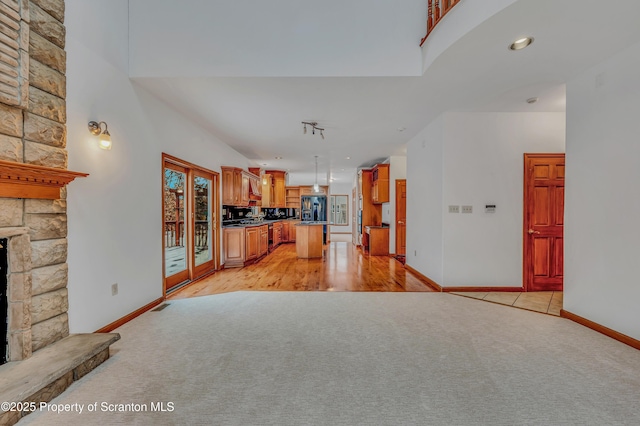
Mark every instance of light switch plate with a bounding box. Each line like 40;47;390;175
448;205;460;213
461;205;473;214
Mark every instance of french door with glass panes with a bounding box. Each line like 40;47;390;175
163;154;219;294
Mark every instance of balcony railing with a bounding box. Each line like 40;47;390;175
165;221;209;249
420;0;461;46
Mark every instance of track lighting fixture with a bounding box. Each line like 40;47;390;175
302;121;325;139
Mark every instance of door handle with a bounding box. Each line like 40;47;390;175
528;229;540;234
398;221;404;224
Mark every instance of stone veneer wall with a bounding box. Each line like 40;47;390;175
0;0;69;359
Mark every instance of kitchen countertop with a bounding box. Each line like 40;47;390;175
222;218;300;228
295;221;327;226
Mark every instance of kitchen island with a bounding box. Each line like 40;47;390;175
295;222;325;259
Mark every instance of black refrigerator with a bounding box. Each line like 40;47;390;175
301;195;327;222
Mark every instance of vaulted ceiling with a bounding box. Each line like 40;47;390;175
128;0;640;183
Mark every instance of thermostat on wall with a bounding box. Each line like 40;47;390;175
485;204;496;213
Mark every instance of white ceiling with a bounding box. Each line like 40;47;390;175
129;0;640;183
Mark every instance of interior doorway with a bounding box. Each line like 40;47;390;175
523;153;565;292
395;179;406;256
162;154;219;294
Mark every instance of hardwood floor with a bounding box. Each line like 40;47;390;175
169;242;436;299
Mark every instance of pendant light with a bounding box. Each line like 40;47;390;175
313;155;320;193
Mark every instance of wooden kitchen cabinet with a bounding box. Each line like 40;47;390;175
260;225;268;255
273;222;283;246
289;220;298;241
222;167;237;205
285;186;300;208
241;172;251;206
245;227;259;260
265;170;287;207
365;226;389;256
371;163;389;204
221;166;259;206
224;225;268;268
223;227;245;267
261;174;272;207
282;221;290;242
360;169;382;229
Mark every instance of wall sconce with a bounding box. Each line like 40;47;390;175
88;121;112;150
302;121;325;140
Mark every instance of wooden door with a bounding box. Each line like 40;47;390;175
163;154;220;294
193;170;216;279
523;154;565;291
163;163;189;290
395;179;407;256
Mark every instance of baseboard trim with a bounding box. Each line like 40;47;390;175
404;264;442;291
95;297;164;333
560;309;640;351
404;264;524;293
443;286;524;293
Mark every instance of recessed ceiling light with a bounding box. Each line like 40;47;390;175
341;168;345;171
526;97;538;104
397;127;406;132
509;36;534;51
262;163;267;166
345;156;351;160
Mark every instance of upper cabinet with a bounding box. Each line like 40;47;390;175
221;166;261;206
261;174;272;207
285;186;300;208
264;170;287;208
371;163;389;204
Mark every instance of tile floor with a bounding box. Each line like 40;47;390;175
451;291;563;316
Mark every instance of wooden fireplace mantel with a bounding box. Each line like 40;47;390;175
0;159;89;200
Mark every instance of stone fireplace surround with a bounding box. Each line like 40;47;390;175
0;1;120;424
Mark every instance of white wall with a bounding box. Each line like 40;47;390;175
442;112;564;287
66;0;250;333
406;112;565;287
129;0;425;77
406;117;444;283
564;39;640;340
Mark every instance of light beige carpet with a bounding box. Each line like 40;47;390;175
19;292;640;425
